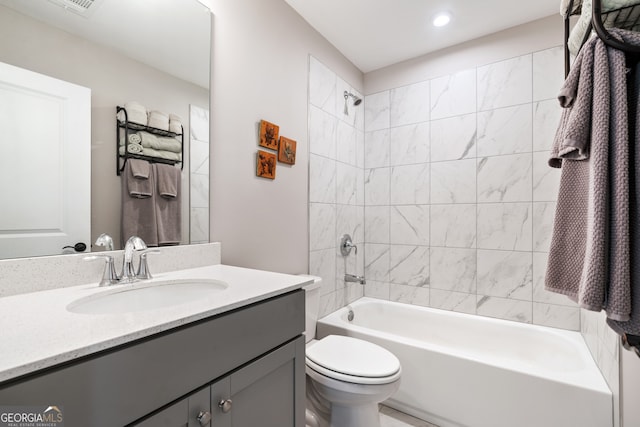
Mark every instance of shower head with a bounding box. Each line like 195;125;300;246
343;91;362;115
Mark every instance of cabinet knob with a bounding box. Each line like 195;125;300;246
218;399;232;413
196;411;212;426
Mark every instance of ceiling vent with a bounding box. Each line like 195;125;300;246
46;0;104;18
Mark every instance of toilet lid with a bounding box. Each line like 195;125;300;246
306;335;400;381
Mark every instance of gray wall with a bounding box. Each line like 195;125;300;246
209;0;363;274
0;5;208;250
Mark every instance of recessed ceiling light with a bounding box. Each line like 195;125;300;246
432;12;452;27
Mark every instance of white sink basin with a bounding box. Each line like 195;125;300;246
67;279;228;315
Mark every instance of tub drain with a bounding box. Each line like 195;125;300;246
347;308;354;321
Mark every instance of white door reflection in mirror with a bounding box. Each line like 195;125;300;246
0;61;90;258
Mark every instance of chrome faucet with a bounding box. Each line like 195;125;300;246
345;273;366;285
121;236;147;283
94;233;114;251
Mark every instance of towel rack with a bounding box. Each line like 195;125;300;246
564;0;640;76
116;106;184;176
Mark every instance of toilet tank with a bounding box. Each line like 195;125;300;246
298;274;322;343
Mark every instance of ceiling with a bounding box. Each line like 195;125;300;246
284;0;561;73
0;0;211;88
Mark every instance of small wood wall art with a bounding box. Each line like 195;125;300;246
259;120;279;150
278;136;297;165
256;150;276;179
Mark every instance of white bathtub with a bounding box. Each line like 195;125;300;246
316;297;612;427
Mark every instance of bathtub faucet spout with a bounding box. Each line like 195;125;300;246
345;273;366;285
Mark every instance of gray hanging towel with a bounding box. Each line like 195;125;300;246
609;60;640;335
154;163;181;246
121;159;158;247
546;28;638;321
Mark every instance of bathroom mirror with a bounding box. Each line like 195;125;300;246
0;0;211;259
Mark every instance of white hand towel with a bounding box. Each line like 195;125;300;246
128;133;142;145
169;113;183;135
148;110;169;131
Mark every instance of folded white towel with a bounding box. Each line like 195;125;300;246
560;0;573;17
142;147;182;162
139;131;182;153
148;110;169;131
568;0;594;57
117;109;147;126
119;144;144;155
169;114;183;135
566;0;640;57
116;102;147;126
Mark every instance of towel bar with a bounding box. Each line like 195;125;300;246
564;0;640;77
116;106;184;176
621;334;640;358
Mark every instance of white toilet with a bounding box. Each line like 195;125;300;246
301;275;401;427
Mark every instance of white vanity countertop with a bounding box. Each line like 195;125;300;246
0;264;311;383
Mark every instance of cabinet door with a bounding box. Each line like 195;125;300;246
211;337;305;427
188;387;211;427
134;387;210;427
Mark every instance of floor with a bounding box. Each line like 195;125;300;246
379;405;439;427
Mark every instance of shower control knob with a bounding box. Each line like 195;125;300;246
218;399;232;413
196;411;212;426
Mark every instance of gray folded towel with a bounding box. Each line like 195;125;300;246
121;160;158;247
154;163;181;245
127;159;152;198
156;164;179;198
129;158;149;179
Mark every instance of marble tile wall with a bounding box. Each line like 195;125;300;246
309;50;619;419
582;310;621;427
308;56;365;317
190;105;210;244
362;46;584;331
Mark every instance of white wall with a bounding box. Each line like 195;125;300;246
365;15;563;95
209;0;363;273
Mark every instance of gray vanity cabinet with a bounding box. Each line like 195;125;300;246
0;290;305;427
134;337;305;427
209;337;305;427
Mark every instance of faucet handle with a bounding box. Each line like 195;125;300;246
136;249;161;280
84;255;119;286
340;234;358;256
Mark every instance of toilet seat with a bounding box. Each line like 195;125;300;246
306;335;401;385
